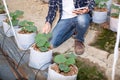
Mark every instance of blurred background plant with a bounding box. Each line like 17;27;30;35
0;0;5;14
76;58;107;80
110;4;120;18
90;27;117;54
94;0;108;11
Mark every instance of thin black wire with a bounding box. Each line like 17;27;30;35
1;25;12;48
0;26;33;70
0;32;16;67
1;26;51;80
16;43;34;69
16;50;28;69
34;62;51;80
1;0;19;68
0;29;16;68
0;29;27;79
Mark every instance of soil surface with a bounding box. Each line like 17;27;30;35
51;64;78;76
6;0;49;32
5;1;120;80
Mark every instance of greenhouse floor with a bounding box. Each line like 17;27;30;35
0;0;119;80
0;28;47;80
0;27;120;80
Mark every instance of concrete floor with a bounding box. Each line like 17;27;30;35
0;54;16;80
1;0;120;79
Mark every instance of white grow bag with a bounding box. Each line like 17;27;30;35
110;17;119;32
0;13;7;27
47;64;78;80
29;47;52;70
3;22;19;37
16;29;36;50
92;11;108;24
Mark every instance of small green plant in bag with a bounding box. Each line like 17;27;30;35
94;0;108;11
0;0;5;14
54;53;76;72
18;20;37;33
0;5;5;14
5;10;24;26
111;4;120;18
35;33;51;52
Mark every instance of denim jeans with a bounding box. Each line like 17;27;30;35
50;14;91;48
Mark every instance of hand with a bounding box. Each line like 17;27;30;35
72;7;89;15
42;22;52;34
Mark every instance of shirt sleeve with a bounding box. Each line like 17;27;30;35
45;0;58;25
87;0;95;11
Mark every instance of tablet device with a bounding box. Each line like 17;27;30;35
74;7;87;10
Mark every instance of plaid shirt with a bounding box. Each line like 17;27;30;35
46;0;95;24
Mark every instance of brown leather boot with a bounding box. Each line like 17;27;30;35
74;40;85;55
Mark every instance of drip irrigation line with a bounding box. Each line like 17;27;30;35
34;62;51;80
1;0;50;80
16;43;34;69
0;47;27;80
0;32;15;68
16;50;28;69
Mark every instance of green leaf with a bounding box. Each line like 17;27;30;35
44;42;50;48
67;53;76;59
11;19;19;26
111;13;119;18
44;33;52;39
54;54;67;64
27;21;34;26
0;5;5;14
35;33;51;52
111;4;120;18
95;0;108;9
26;26;37;32
30;26;37;32
15;10;24;18
35;34;48;43
0;5;4;9
10;10;24;19
59;64;70;72
66;57;75;65
18;20;26;27
36;40;46;47
40;47;48;52
19;20;37;32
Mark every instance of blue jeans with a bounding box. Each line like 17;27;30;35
50;14;91;48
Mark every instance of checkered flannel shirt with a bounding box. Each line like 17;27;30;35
46;0;95;24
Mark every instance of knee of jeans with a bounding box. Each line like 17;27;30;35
78;18;89;25
50;41;59;48
77;14;90;25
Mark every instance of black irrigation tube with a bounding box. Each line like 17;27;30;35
16;43;34;69
0;27;25;69
0;47;28;80
34;62;51;80
0;29;28;80
0;37;48;80
0;28;49;80
16;50;28;69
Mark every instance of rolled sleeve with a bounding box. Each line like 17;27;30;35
87;0;95;11
46;0;58;25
